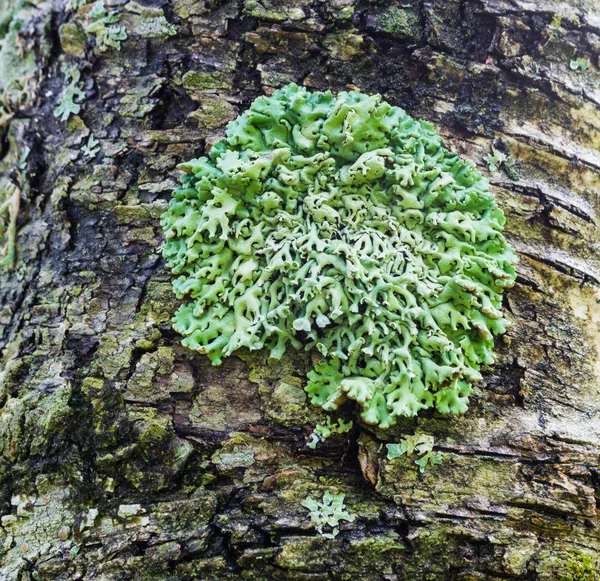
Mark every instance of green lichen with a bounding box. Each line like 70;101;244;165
85;0;127;52
570;57;591;73
301;491;355;538
323;31;365;61
307;417;353;449
386;433;442;472
81;134;99;158
243;0;305;22
53;63;85;122
502;156;520;181
484;149;506;173
484;144;520;181
161;84;517;429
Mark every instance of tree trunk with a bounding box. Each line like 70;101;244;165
1;0;599;579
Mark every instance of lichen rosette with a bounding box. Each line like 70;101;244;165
161;84;517;428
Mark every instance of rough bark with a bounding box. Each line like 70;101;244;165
1;0;600;579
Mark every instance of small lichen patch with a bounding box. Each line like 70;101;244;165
570;57;591;73
323;31;365;61
212;448;255;471
85;0;127;52
484;143;520;180
386;433;442;472
307;417;353;449
81;134;99;158
53;63;85;122
301;491;355;538
536;549;600;581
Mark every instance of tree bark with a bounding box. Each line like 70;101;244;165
1;0;600;579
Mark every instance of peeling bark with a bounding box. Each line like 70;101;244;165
1;0;600;579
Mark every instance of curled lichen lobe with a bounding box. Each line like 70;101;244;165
161;83;517;428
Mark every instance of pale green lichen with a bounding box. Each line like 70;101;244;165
307;417;353;449
570;57;591;73
484;148;507;173
81;134;99;158
53;63;85;122
161;84;517;429
85;0;127;52
386;433;442;472
302;491;355;538
484;144;520;181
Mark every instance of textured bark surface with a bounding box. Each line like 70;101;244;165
1;0;600;579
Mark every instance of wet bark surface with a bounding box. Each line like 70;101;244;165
1;0;600;579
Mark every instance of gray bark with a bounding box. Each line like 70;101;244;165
1;0;599;579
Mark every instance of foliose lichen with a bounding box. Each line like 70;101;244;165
386;433;442;472
302;491;355;538
161;84;517;428
53;63;85;122
307;417;353;449
85;0;127;53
